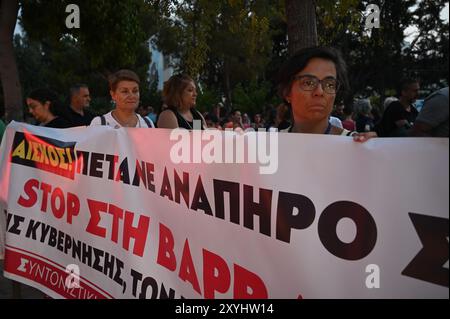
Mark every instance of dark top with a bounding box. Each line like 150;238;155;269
166;106;204;130
64;106;96;127
44;116;72;128
278;120;291;130
355;115;374;132
378;101;419;137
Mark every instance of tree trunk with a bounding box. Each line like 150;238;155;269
285;0;318;56
0;0;22;122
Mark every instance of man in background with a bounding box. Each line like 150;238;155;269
65;84;95;126
409;87;449;137
378;78;420;137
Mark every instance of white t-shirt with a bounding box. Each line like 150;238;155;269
329;116;343;128
90;111;155;128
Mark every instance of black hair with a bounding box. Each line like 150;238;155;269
397;78;419;96
277;46;349;101
69;83;89;98
27;88;64;116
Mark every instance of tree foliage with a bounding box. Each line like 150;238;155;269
20;0;156;71
1;0;448;119
4;0;161;116
316;0;449;104
155;0;276;109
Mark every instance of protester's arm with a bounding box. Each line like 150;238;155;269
156;110;179;129
409;92;448;137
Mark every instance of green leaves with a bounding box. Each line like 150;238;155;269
20;0;156;72
154;0;277;107
12;0;448;115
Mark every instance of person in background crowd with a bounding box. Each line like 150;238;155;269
224;109;244;130
26;88;71;128
205;113;222;129
377;78;420;137
65;84;95;126
210;103;223;121
277;46;376;141
409;87;449;137
137;104;157;124
253;113;265;130
331;102;345;121
231;109;244;129
275;103;292;130
354;99;375;132
383;96;398;112
137;105;150;118
146;106;158;124
341;106;356;131
90;69;154;128
370;103;382;126
264;104;277;130
157;74;206;130
242;113;252;129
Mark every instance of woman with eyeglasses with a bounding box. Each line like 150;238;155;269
90;69;155;128
277;46;376;141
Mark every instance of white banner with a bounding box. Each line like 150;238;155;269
0;121;448;299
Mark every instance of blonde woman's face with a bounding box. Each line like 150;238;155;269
111;81;140;111
180;81;197;108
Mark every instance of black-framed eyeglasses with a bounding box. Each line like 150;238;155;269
294;75;340;94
